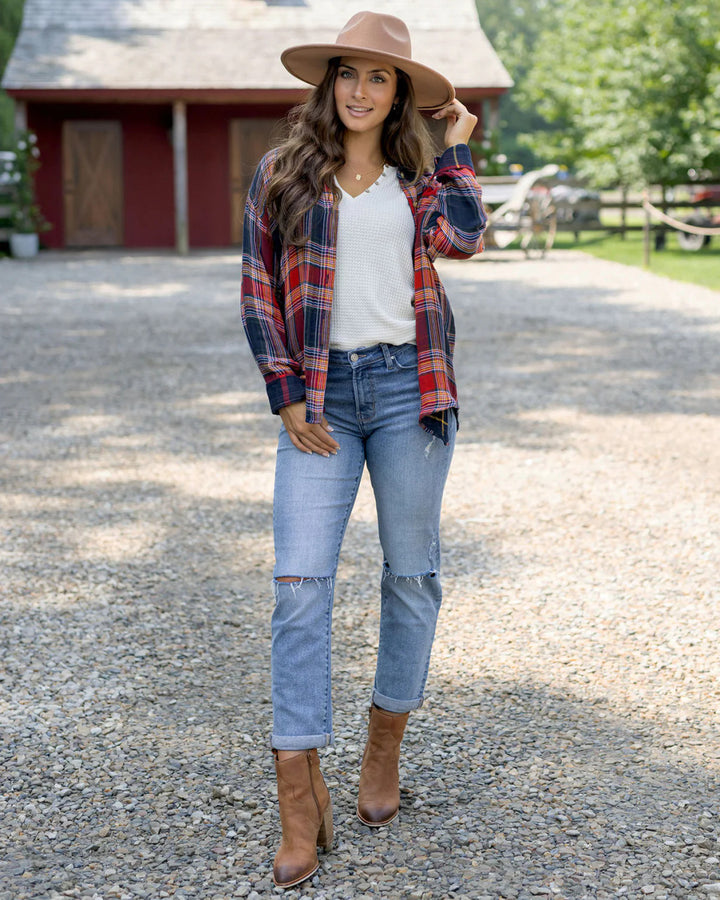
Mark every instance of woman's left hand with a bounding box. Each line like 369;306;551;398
432;100;478;148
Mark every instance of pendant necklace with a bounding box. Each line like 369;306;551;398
348;162;385;182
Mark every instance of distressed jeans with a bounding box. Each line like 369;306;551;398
271;342;456;750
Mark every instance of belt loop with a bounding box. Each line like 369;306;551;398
380;343;393;369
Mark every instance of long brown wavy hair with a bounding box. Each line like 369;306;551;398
267;58;436;246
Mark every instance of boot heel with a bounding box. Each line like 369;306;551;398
316;802;333;851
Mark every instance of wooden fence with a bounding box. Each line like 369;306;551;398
571;189;718;240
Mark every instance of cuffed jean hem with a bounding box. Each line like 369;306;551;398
270;732;334;751
371;689;425;714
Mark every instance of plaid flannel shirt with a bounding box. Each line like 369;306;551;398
241;143;486;444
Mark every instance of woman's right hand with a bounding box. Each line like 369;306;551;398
279;401;340;457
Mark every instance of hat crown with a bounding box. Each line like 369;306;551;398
280;10;454;109
335;11;412;62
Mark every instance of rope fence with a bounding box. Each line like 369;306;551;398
641;192;720;236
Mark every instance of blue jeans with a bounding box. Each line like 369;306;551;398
271;343;456;750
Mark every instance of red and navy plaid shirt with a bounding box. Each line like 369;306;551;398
241;143;486;444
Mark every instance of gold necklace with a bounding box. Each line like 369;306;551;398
346;162;385;182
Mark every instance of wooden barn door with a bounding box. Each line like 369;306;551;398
230;118;276;245
63;121;123;247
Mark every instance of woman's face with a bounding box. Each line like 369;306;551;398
334;56;398;137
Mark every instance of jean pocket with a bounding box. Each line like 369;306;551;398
388;344;418;371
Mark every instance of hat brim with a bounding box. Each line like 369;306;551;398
281;44;455;111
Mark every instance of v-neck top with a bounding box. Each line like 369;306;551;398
329;166;416;351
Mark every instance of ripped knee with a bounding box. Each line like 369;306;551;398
274;575;334;585
383;568;438;582
273;575;334;598
382;560;438;580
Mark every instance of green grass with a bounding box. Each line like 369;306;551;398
552;229;720;291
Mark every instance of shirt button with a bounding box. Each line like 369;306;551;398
350;352;359;362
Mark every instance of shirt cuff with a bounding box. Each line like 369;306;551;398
266;373;306;414
434;143;475;174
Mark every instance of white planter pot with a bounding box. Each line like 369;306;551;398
10;232;39;258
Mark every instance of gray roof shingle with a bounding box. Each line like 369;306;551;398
2;0;512;92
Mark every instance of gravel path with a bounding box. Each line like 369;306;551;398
1;249;719;900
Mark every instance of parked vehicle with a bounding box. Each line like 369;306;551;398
550;184;602;228
678;185;720;251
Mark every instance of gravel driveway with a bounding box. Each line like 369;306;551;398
1;249;719;900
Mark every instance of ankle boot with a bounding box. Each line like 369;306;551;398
357;705;409;827
273;748;333;888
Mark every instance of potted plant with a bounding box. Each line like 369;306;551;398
2;130;51;258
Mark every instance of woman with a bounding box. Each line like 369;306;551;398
241;10;486;888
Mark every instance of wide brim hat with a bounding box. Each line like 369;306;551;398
281;10;455;111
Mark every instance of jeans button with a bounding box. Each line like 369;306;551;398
350;352;359;362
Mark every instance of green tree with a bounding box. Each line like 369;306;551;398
519;0;720;187
0;0;25;149
475;0;559;171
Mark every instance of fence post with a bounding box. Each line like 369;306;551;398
620;186;627;240
642;190;651;268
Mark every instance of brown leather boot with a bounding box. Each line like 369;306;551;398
273;749;333;889
357;705;409;827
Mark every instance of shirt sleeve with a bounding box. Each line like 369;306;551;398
241;155;306;414
418;143;487;260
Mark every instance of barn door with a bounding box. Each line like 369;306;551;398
63;121;123;247
230;118;277;245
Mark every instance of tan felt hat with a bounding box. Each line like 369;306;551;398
281;10;455;111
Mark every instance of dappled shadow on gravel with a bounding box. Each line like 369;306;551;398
0;253;272;466
1;252;719;899
3;251;718;460
449;258;720;450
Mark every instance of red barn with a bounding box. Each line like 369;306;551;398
2;0;512;251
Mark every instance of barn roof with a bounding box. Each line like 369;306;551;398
2;0;512;94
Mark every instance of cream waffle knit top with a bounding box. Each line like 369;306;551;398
329;166;416;351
